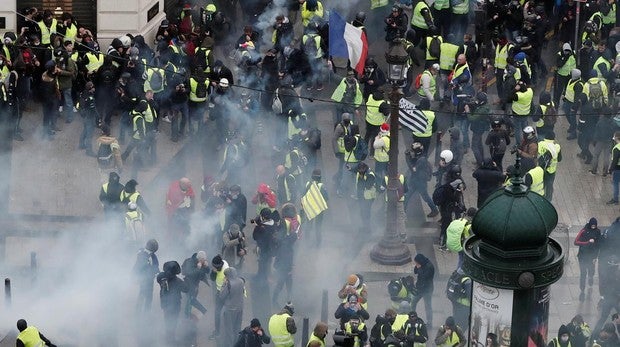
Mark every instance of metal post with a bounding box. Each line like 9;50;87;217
575;0;581;65
321;290;328;323
301;317;310;347
4;278;11;307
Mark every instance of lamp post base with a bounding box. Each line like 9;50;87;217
370;237;412;265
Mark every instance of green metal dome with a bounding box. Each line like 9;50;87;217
472;177;558;259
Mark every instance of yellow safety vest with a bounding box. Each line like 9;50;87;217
557;54;576;76
85;52;104;73
121;190;140;204
404;323;427;347
413;110;434;138
511;88;533;116
452;0;469;13
337;123;352;154
366;94;386;126
434;0;450;10
279;173;295;202
527;166;545;196
144;102;157;124
494;43;513;70
384;174;405;202
411;1;433;29
195;47;212;73
269;313;294;347
285;150;304;176
392;314;409;333
344;321;366;347
287;112;305;140
564;79;581;103
426;36;443;60
583;77;608;105
439;43;459;70
345;135;362;163
456;276;471;306
38;19;58;45
2;45;11;62
64;23;78;42
356;171;377;200
438;328;461;347
452;63;470;84
417;70;437;98
593;56;611;78
612;143;620;166
0;65;9;82
535;103;554;128
144;68;166;93
215;264;229;291
603;4;616;24
301;2;324;27
538;139;561;174
131;112;145;140
189;78;209;102
370;0;389;9
374;135;390;163
307;333;325;347
17;326;44;347
301;181;328;220
302;34;323;59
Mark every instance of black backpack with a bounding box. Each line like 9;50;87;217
195;80;208;99
97;143;113;167
150;69;164;91
307;128;322;150
428;36;441;59
445;270;466;302
343;134;357;153
432;184;447;206
353;136;369;161
100;67;116;85
304;34;319;58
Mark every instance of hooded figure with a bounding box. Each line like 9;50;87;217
219;266;246;346
157;260;188;343
412;254;435;327
472;158;505;207
99;172;125;215
435;316;466;346
547;324;572;347
574;217;601;301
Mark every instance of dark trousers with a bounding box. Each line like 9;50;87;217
364;122;381;156
185;285;207;317
471;131;485;166
553;74;570;105
119;112;132;144
136;281;154;313
411;290;433;328
163;308;181;343
221;308;243;347
439;207;452;244
406;181;437;212
188;101;205;134
273;269;293;304
42;101;57;136
578;256;596;292
543;171;556;201
491;152;506;172
79;115;96;153
307;213;325;247
257;253;273;279
495;69;505;98
213;292;224;334
170;101;189;140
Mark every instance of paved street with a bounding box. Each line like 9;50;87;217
1;4;619;347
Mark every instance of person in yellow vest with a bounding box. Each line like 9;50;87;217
450;0;470;41
525;156;546;196
374;123;391;190
538;131;562;201
331;70;364;126
365;91;389;155
120;179;151;215
493;36;515;98
37;10;58;47
600;0;617;38
447;268;472;333
99;171;125;219
592;42;613;79
353;162;376;235
554;43;577;105
410;0;436;47
431;0;450;36
413;98;436;156
276;165;297;206
548;325;573;347
439;36;459;99
533;91;557;141
369;309;398;344
446;207;476;267
434;316;466;346
385;5;410;42
302;169;329;246
418;63;440;102
121;100;148;176
607;131;620;204
425;33;443;67
334;113;354;196
511;80;534;144
269;303;297;347
402;311;429;346
59;12;78;43
562;68;583;140
344;314;368;347
16;319;56;347
300;0;324;27
125;201;146;242
209;254;230;339
338;274;369;310
307;322;328;347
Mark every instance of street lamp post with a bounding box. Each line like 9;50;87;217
370;40;412;265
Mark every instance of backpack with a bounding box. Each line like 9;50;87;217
353;136;369;161
343;134;357;153
100;66;116;85
432;184;447;206
588;81;604;110
272;88;283;114
304;34;319;58
414;73;423;89
490;131;507;155
428;36;441;59
97;143;113;167
306;127;322;150
181;257;193;277
539;149;553;171
149;69;164;91
445;270;467;302
195;80;208;99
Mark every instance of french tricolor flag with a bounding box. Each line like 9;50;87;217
329;11;369;77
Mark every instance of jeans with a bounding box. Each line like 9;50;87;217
411;290;433;328
79;115;96;153
577;256;595;292
62;88;75;122
512;116;529;144
454;117;470;149
471;131;485;166
170;101;189;140
613;170;620;201
406;180;437;212
562;101;577;135
185;286;207;317
375;161;388;188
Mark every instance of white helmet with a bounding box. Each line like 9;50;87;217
440;150;453;163
523;126;534;134
119;35;131;48
128;202;138;211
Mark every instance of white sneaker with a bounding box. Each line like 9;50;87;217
58;106;63;112
162;116;172;123
72;106;78;113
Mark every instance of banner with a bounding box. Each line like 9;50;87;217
398;98;428;134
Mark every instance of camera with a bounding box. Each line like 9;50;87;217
250;217;262;225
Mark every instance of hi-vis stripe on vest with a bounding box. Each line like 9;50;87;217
301;182;328;220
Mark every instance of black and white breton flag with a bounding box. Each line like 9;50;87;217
398;98;428;134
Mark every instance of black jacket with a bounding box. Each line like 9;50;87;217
252;220;277;256
181;253;210;290
133;248;159;283
472;166;505;207
334;303;370;329
157;262;188;313
234;326;271;347
413;254;435;294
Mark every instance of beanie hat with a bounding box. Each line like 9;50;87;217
260;208;272;219
562;43;571;51
284;302;295;314
212;255;224;267
146;239;159;252
514;52;526;61
251;319;261;328
588;217;598;227
558;324;570;337
445;316;456;327
342;113;352;121
197;251;207;260
590;69;598;79
414;253;427;264
571;69;581;80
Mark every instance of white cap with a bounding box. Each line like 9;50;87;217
431;63;440;70
440;150;453;163
523;126;534;134
219;78;229;87
562;42;571;51
128;202;137;210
